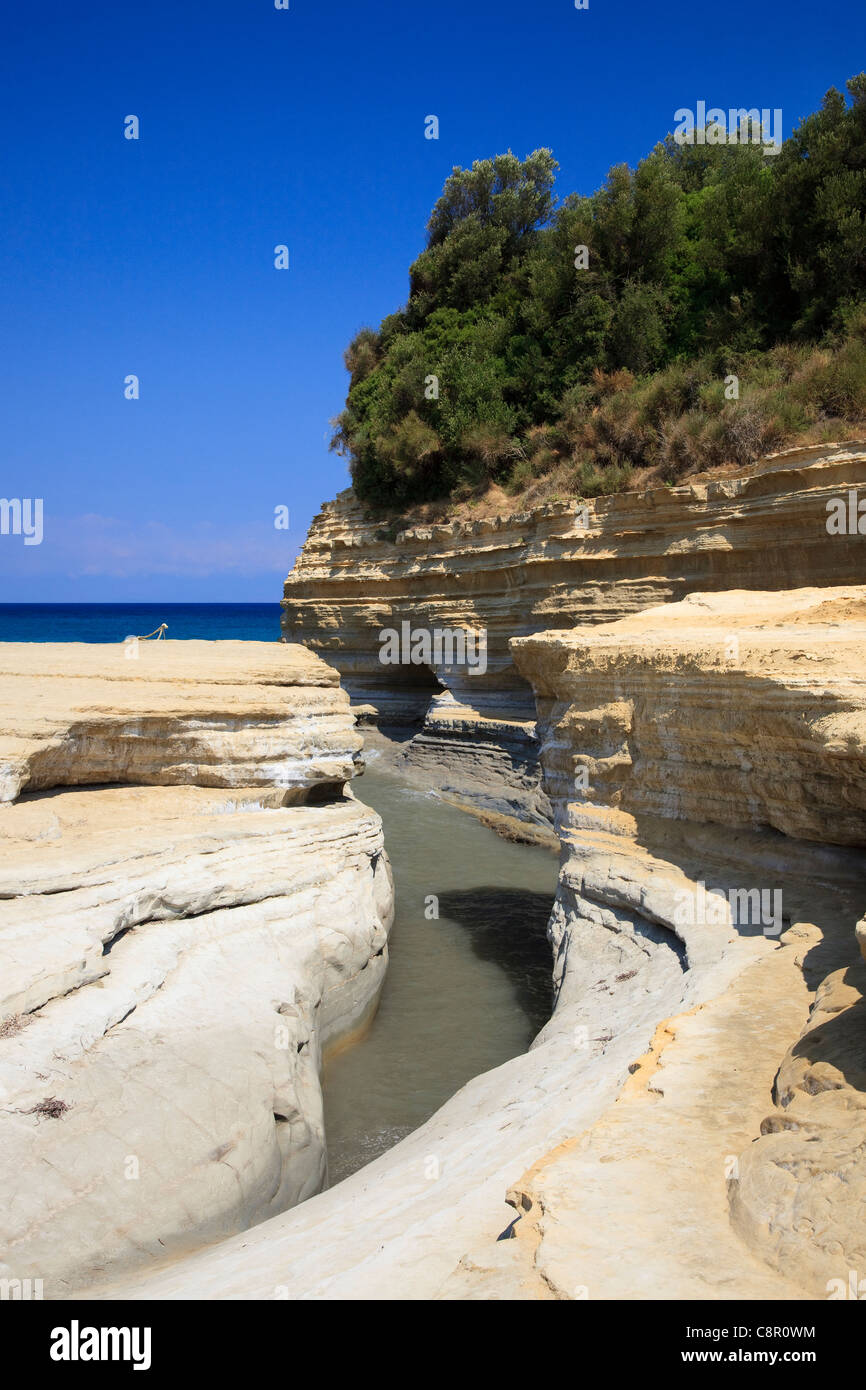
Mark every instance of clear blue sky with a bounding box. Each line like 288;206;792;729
1;0;862;600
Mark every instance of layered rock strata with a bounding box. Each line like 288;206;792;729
500;585;866;1298
728;947;866;1299
0;642;393;1295
99;587;865;1300
0;640;361;803
282;442;866;832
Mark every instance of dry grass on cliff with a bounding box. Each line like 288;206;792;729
380;417;866;528
506;321;866;508
369;315;866;526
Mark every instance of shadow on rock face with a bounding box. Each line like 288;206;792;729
436;887;555;1038
787;961;866;1095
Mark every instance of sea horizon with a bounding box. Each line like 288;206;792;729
0;601;285;644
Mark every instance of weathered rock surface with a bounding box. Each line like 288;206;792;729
729;940;866;1297
499;588;866;1299
282;442;866;833
0;640;361;803
97;587;866;1300
0;643;393;1295
512;585;866;846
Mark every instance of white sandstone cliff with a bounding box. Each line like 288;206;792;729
93;586;866;1300
0;641;393;1295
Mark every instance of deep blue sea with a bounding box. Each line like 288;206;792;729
0;603;284;644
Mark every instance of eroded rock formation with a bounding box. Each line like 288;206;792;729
728;955;866;1299
504;586;866;1298
9;445;866;1302
95;583;866;1301
0;642;393;1295
282;442;866;834
0;639;360;802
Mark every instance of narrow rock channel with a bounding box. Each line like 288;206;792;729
323;740;559;1184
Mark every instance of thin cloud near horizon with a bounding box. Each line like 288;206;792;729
0;512;299;581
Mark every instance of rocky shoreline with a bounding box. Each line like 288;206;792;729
89;577;866;1300
0;642;393;1294
281;441;866;837
2;443;865;1300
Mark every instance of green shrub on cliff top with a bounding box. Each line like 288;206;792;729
331;77;866;507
